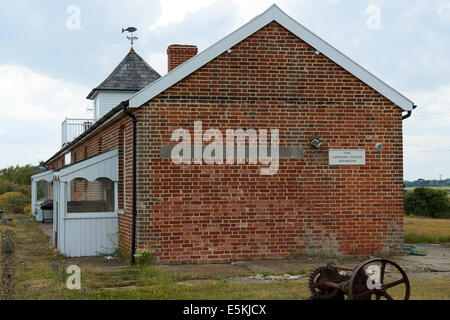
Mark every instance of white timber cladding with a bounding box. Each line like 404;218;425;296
93;91;137;120
54;149;119;257
128;4;415;111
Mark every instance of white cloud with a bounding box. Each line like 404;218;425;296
149;0;216;31
407;83;450;115
27;14;45;29
227;0;303;29
0;65;89;121
146;52;167;76
438;0;450;19
0;65;90;167
395;1;430;31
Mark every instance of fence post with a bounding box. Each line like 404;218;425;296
1;229;15;300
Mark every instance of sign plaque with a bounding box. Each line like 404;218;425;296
329;149;365;165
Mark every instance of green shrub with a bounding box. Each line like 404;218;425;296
0;178;30;196
0;165;39;186
0;178;15;194
404;188;450;219
134;248;156;265
0;192;30;214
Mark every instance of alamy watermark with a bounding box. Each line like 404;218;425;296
170;121;279;175
366;4;381;30
66;5;81;30
366;265;382;289
66;265;81;290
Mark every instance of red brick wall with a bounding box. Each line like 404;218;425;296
47;156;64;170
167;44;198;72
46;21;404;263
135;22;404;263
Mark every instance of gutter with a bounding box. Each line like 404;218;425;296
121;100;138;265
402;105;417;121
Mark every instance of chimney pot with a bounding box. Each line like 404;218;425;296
167;44;198;72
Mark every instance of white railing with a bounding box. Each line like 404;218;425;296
62;118;94;146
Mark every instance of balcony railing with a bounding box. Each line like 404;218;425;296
62;118;94;146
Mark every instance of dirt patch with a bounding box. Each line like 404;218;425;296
101;285;140;291
227;273;307;284
63;256;131;270
177;279;219;286
156;263;252;277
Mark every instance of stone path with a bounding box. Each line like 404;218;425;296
37;222;52;242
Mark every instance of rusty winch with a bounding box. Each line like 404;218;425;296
308;258;410;300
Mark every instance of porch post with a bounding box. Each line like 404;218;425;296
31;180;37;216
114;181;119;212
58;181;65;253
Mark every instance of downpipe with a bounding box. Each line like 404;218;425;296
121;100;137;265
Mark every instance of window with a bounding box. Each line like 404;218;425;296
67;178;115;213
64;152;71;165
37;180;53;202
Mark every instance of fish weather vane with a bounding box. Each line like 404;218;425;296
122;27;138;48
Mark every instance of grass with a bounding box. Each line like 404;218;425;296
387;278;450;300
404;216;450;244
1;214;450;300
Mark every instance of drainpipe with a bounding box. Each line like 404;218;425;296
402;105;417;121
121;100;137;265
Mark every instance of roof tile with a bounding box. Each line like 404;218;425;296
87;48;161;99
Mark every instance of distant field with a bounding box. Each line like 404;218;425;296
404;216;450;244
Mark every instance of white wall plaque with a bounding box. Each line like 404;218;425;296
329;149;366;165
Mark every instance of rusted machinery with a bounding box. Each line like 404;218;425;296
308;258;410;300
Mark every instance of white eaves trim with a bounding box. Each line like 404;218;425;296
31;170;54;183
129;4;414;111
58;149;119;182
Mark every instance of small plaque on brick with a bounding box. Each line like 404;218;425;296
329;149;365;165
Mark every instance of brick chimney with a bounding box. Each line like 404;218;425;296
167;44;198;72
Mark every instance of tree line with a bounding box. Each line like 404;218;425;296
404;179;450;188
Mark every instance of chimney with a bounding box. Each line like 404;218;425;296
167;44;198;72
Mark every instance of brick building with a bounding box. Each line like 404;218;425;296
32;5;416;263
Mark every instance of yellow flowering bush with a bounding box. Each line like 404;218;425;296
23;204;32;216
0;192;29;214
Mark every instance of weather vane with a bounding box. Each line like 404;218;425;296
122;27;138;48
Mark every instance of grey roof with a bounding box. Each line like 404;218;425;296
87;48;161;99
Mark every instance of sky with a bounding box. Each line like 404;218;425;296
0;0;449;181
